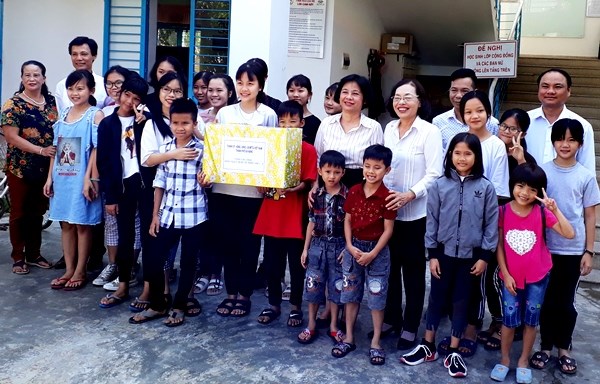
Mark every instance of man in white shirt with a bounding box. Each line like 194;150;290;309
526;68;595;173
55;36;107;113
432;68;499;150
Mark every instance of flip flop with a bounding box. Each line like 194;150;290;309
331;341;356;358
529;351;550;370
516;367;533;383
458;338;478;358
164;310;186;327
26;256;53;269
185;298;202;317
63;278;87;291
490;363;509;382
129;297;150;313
297;328;319;344
50;277;69;289
99;294;129;309
12;260;30;275
129;309;167;324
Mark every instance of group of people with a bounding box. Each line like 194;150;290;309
1;34;598;382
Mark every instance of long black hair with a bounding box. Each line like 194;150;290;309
18;60;51;102
147;71;186;139
65;70;97;106
444;132;484;178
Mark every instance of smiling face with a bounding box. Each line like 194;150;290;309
287;84;311;107
552;128;581;163
449;77;475;111
207;78;231;109
105;71;126;100
159;79;184;109
392;83;420;121
538;71;570;109
21;64;45;94
512;182;539;208
236;72;261;105
339;81;364;114
451;142;475;176
156;61;175;82
498;116;523;146
70;44;95;71
362;158;390;185
324;91;342;115
463;98;488;132
67;79;93;107
278;113;304;129
118;90;142;116
193;78;209;107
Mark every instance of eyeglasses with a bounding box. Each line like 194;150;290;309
105;80;124;89
391;94;419;103
449;88;473;96
499;123;521;133
161;86;184;97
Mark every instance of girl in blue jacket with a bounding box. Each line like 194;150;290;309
400;132;498;378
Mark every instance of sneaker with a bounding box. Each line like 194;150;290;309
102;272;138;291
444;352;468;378
400;344;439;366
92;263;118;286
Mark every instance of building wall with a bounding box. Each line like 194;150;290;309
1;0;105;102
521;17;600;57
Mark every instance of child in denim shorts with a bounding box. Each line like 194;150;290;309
490;163;574;383
298;150;347;345
332;144;396;366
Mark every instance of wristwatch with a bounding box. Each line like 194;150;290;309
584;249;595;257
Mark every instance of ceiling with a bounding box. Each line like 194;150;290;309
371;0;497;66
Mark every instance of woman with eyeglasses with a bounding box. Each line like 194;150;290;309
101;66;130;115
497;108;536;175
379;79;443;351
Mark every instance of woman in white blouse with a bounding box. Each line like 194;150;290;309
382;79;443;350
313;74;383;188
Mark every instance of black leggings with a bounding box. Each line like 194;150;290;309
263;236;305;307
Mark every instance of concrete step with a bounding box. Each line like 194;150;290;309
519;55;600;70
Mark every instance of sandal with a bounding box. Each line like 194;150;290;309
529;351;550;370
26;256;53;269
12;260;30;275
50;277;70;289
287;310;303;327
230;299;251;317
164;309;185;327
282;285;291;301
206;278;223;296
257;308;280;325
331;341;356;358
193;277;209;294
485;334;502;351
458;338;478;358
557;355;577;375
99;294;130;309
185;298;202;317
437;336;451;355
216;298;236;317
129;297;150;313
129;309;167;324
297;328;319;344
369;348;386;365
328;329;346;343
516;367;533;384
63;278;87;291
478;321;501;344
490;363;509;382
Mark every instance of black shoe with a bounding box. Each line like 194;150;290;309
367;326;395;340
397;337;417;351
54;256;66;269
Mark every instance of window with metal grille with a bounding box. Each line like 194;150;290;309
192;0;230;74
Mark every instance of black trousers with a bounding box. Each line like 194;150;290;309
197;190;222;277
116;174;143;284
540;254;582;351
341;168;363;189
263;236;305;307
383;218;426;334
212;193;262;298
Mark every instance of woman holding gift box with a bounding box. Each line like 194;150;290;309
313;74;383;189
202;61;277;318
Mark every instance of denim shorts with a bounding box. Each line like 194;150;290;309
340;238;390;310
502;273;550;328
304;237;346;305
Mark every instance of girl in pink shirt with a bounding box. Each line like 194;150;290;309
491;163;573;383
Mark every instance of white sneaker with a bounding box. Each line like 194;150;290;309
102;272;138;291
92;264;118;286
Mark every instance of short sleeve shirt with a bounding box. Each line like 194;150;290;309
344;182;397;241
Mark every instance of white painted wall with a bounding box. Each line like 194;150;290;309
229;0;290;103
521;17;600;57
1;0;104;102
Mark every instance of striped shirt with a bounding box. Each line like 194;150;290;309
314;113;384;169
153;136;208;229
383;117;443;221
432;108;499;150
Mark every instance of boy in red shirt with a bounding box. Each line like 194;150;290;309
332;144;396;365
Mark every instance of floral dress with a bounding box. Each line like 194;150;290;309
0;95;58;181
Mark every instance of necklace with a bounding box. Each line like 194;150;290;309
21;92;46;106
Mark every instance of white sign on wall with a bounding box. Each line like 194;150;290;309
464;41;518;78
288;0;327;58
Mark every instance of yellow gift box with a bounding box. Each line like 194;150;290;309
203;123;302;188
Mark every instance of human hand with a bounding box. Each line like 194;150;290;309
581;253;593;276
40;146;57;157
535;188;557;212
83;178;98;202
149;216;160;237
106;204;118;216
172;147;198;161
503;274;517;296
337;250;344;264
301;249;308;269
356;251;374;266
470;259;487;276
134;104;147;124
385;190;415;210
196;171;213;188
430;259;441;279
43;180;53;198
307;185;318;208
508;132;525;164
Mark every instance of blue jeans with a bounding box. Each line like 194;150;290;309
304;237;345;305
502;273;549;328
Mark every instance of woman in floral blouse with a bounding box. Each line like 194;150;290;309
1;60;58;274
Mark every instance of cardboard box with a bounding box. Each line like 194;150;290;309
381;33;413;55
203;123;302;188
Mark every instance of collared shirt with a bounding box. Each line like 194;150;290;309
153;136;208;229
526;106;595;173
55;72;108;114
432;108;499;150
309;184;349;239
314;113;384;169
383;117;443;221
344;182;397;241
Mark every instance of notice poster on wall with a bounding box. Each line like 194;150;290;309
288;0;327;58
464;41;518;79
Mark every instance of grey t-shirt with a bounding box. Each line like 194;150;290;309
541;161;600;255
